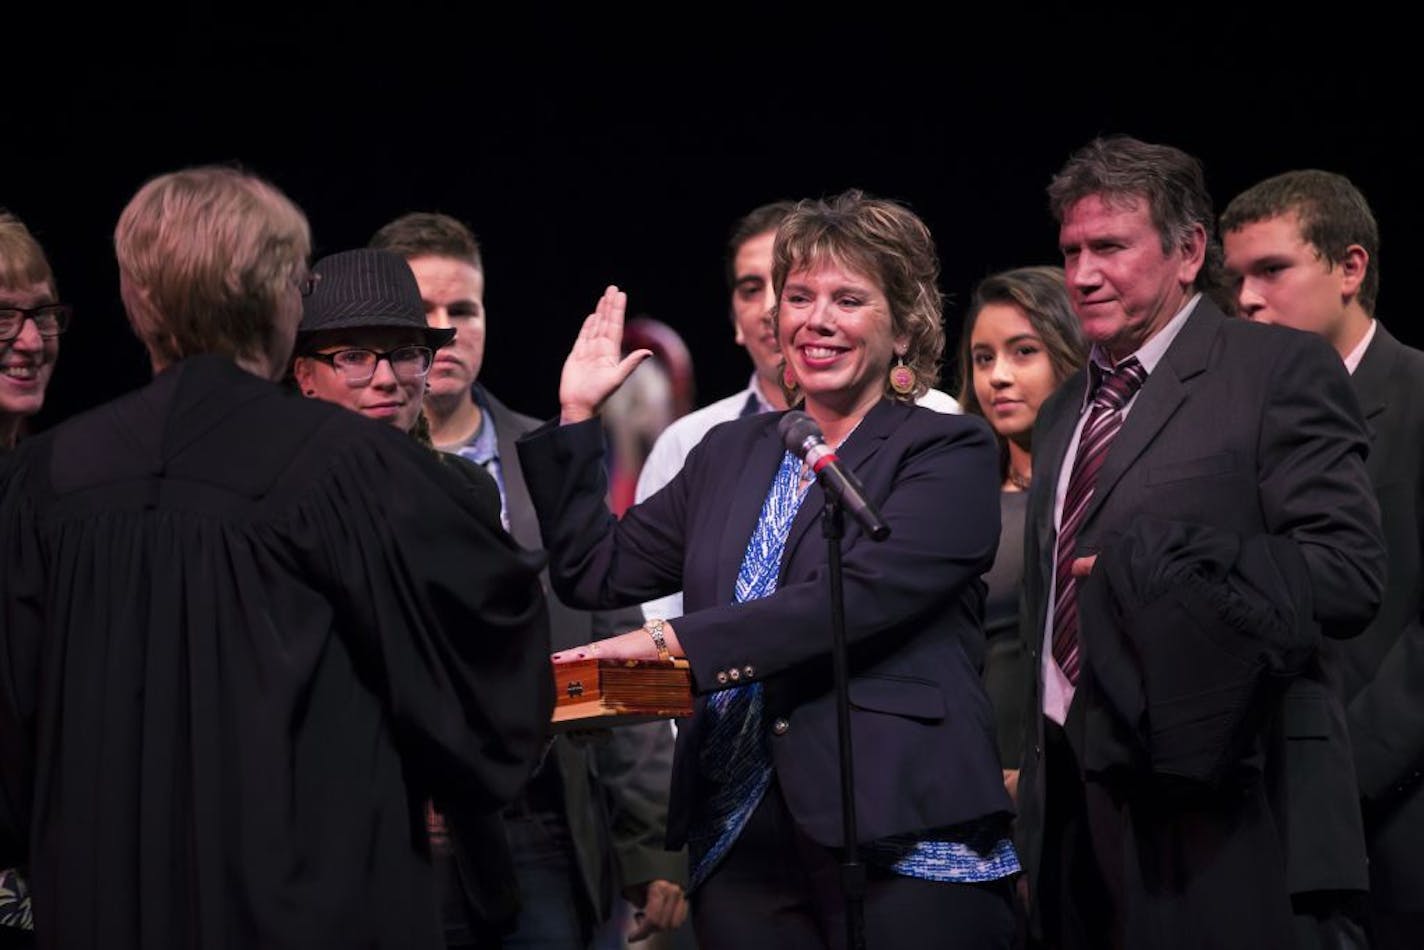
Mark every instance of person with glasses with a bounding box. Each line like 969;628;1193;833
0;210;66;949
288;247;506;525
0;167;553;949
371;213;686;950
291;248;451;436
0;212;69;455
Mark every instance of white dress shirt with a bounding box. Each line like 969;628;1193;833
1041;293;1201;725
1343;318;1378;376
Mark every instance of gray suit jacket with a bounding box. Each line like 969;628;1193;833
1016;298;1385;931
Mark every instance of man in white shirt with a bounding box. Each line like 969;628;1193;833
635;202;794;619
1018;138;1383;950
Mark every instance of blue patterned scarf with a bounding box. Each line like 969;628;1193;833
686;450;807;890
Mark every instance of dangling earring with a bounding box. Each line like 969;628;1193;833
888;355;916;395
783;365;797;389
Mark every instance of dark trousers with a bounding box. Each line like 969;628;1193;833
444;811;588;950
1039;719;1296;950
1036;720;1115;950
1370;906;1424;950
0;927;33;950
692;779;1015;950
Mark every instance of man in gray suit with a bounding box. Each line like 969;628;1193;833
1016;137;1385;949
1224;170;1424;949
370;213;688;947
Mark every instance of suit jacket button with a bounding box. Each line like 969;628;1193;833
716;671;729;685
743;665;755;678
772;717;790;736
729;668;741;682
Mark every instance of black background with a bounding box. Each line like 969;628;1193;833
8;5;1420;431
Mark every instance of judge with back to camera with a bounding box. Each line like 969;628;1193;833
0;167;553;950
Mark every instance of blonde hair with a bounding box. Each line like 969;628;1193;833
114;166;310;366
771;190;945;403
0;211;55;294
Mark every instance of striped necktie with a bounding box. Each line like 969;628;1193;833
1050;357;1148;684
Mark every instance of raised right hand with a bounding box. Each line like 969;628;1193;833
558;285;653;424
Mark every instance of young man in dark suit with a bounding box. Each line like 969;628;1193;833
369;213;687;948
1016;138;1385;950
1224;170;1424;950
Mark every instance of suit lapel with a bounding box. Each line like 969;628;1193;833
777;399;899;581
714;418;787;602
1349;323;1394;425
1348;323;1397;479
1031;374;1086;559
482;388;541;551
1081;299;1219;528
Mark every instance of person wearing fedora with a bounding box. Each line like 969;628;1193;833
293;247;533;943
292;248;454;435
291;247;505;523
370;214;688;948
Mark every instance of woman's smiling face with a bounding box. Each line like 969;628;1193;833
778;259;904;418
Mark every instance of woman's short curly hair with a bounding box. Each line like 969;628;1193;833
771;190;945;404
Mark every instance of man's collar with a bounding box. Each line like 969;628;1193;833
1080;292;1201;411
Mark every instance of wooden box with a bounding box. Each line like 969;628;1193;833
551;657;694;730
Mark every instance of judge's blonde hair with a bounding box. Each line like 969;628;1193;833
115;166;310;367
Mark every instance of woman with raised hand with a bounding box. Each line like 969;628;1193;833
518;191;1018;949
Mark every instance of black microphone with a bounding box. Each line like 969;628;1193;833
778;410;891;542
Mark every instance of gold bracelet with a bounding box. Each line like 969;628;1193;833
643;618;671;661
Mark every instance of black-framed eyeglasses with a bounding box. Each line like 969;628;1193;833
0;304;73;342
305;345;434;386
297;272;322;297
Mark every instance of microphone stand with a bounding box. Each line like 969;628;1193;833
823;498;867;950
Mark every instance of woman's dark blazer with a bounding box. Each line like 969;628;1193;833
517;398;1013;850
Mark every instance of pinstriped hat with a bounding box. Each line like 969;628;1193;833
297;248;455;349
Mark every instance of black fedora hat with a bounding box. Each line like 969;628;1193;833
298;248;455;349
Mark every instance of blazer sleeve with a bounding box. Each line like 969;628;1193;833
517;418;692;608
518;413;1000;689
1257;331;1385;637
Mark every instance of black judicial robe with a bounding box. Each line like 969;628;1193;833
0;355;552;949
